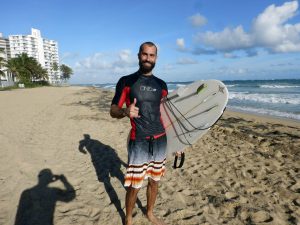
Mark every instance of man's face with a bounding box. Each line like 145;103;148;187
138;45;157;74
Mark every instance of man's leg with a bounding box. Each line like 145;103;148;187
146;178;166;225
125;186;140;225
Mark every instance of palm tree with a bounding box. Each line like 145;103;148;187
60;64;73;82
52;62;59;72
25;56;48;81
5;58;19;82
17;53;37;83
51;62;59;84
6;53;48;84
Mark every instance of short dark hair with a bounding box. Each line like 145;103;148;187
139;42;157;54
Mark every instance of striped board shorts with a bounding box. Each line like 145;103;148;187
124;135;167;189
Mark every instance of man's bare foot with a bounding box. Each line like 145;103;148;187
146;212;167;225
125;216;133;225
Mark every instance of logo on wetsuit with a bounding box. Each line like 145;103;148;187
140;86;157;92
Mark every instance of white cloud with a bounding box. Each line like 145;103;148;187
177;57;198;65
71;50;138;83
188;13;207;27
176;38;186;51
75;50;137;71
195;26;253;51
217;66;249;75
252;1;300;52
114;50;137;67
119;50;131;61
161;63;175;71
188;1;300;55
75;53;110;70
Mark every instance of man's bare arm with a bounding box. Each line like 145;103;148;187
110;98;140;119
110;104;128;119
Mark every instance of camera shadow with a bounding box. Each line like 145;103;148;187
14;169;76;225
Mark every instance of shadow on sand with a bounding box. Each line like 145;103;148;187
78;134;146;224
14;169;76;225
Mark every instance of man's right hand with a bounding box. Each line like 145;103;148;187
126;98;140;118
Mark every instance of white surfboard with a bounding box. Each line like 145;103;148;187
160;80;228;155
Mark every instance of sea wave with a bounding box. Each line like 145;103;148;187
228;106;300;120
176;84;186;87
226;85;236;88
102;84;116;89
167;84;186;92
229;92;300;105
260;85;300;89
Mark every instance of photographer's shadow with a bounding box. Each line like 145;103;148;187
14;169;76;225
78;134;145;223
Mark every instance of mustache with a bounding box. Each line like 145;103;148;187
142;60;154;65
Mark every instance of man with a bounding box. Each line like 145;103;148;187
110;42;168;225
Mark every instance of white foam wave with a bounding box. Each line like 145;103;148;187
176;84;186;87
102;85;116;89
226;85;236;88
229;92;300;105
228;106;300;120
260;85;300;89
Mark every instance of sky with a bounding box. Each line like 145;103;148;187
1;0;300;83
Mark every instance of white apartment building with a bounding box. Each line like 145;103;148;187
9;28;61;84
0;32;14;87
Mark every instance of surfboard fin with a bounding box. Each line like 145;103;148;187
196;83;206;94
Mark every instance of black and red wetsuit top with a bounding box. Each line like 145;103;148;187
111;71;168;140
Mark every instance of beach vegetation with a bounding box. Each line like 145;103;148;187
5;53;49;85
51;61;59;80
0;84;18;91
60;64;73;82
52;62;59;72
1;52;74;89
0;81;50;91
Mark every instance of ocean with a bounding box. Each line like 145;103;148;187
83;79;300;121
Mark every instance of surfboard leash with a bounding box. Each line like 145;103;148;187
173;152;185;169
166;97;214;131
164;99;190;169
165;99;193;145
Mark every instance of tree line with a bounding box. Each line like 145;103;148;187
0;49;73;85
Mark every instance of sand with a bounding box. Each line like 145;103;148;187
0;86;299;225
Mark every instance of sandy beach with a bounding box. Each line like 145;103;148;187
0;86;299;225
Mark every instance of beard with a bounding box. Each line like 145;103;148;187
139;60;156;74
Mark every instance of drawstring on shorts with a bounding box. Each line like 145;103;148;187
148;136;154;155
